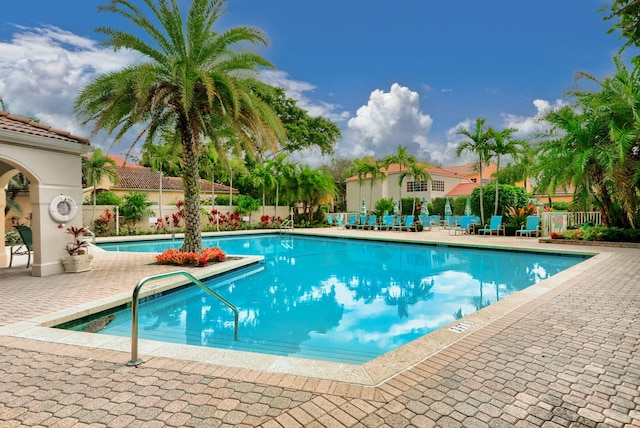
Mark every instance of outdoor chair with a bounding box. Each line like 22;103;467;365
344;215;357;229
9;225;33;268
379;215;395;231
449;216;472;235
477;215;505;236
326;215;335;226
515;215;541;238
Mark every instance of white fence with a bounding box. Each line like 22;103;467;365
541;212;602;236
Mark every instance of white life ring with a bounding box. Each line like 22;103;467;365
49;195;78;223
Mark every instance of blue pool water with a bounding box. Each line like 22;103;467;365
92;234;588;364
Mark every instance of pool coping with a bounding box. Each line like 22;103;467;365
0;231;608;386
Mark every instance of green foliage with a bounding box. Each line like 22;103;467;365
551;202;570;211
504;206;536;228
400;198;413;215
374;198;395;217
4;231;21;246
236;195;260;215
120;192;155;230
452;197;468;215
470;184;528;221
92;191;123;206
430;198;447;216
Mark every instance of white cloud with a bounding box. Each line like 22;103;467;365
0;25;138;151
338;83;433;160
258;69;350;122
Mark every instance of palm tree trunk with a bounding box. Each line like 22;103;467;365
180;133;203;253
479;163;485;225
494;157;500;216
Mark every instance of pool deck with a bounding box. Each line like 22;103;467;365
1;228;639;427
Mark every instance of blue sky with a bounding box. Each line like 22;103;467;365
0;0;631;166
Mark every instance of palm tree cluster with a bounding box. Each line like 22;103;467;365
535;57;640;228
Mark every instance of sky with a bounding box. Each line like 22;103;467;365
0;0;632;167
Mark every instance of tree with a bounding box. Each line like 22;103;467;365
383;145;417;202
75;0;284;253
243;162;275;216
488;127;522;216
82;148;119;230
266;153;295;216
456;119;492;225
322;158;353;212
254;86;341;156
294;165;337;221
400;162;432;215
603;0;640;53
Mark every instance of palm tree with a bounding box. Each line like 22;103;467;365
400;162;432;215
383;145;417;203
488;127;522;216
266;153;295;217
82;148;119;230
456;119;492;225
295;165;337;221
244;162;276;216
75;0;284;253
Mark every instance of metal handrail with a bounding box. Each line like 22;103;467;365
127;270;239;366
280;219;294;230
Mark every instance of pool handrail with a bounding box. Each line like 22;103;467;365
127;270;239;366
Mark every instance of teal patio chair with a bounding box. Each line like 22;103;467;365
449;216;472;235
477;215;505;236
515;215;541;238
418;214;431;231
335;216;344;228
361;214;378;230
344;215;357;229
326;214;335;226
393;215;416;232
9;225;33;268
379;215;395;231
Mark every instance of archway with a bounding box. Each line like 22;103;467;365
1;112;90;276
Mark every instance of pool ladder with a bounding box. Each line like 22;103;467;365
127;270;239;366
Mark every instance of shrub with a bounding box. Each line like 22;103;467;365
470;184;528;221
156;247;226;267
374;198;395;217
93;191;123;206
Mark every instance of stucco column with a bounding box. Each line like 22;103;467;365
0;189;6;267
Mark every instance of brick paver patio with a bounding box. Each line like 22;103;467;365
1;229;638;427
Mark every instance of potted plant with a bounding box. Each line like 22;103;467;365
62;226;93;273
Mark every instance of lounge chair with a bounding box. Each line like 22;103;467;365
379;215;395;230
355;215;369;229
515;215;541;238
418;214;431;231
326;214;335;226
361;214;378;230
335;216;344;228
344;215;357;229
477;215;505;236
9;225;33;268
449;216;472;235
393;215;416;232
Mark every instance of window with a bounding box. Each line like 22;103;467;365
407;181;428;192
431;180;445;192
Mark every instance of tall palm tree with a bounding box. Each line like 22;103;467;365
400;162;432;215
456;119;492;224
244;162;276;216
266;153;295;217
82;148;119;230
488;127;522;216
383;145;417;203
75;0;284;252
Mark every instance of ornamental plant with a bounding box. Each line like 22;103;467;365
66;226;90;256
156;247;226;267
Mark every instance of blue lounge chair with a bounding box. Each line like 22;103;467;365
344;215;357;229
418;214;431;231
393;215;416;232
515;215;541;238
361;214;378;230
449;216;472;235
326;214;335;226
477;215;505;236
379;215;395;230
335;216;344;228
355;215;369;229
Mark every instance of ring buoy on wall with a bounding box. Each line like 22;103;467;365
49;195;78;223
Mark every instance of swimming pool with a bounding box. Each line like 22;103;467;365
82;234;588;364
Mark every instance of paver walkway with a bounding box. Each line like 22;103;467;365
1;230;639;427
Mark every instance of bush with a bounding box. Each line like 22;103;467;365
93;191;123;206
374;198;395;217
470;184;528;221
156;247;226;267
551;202;570;211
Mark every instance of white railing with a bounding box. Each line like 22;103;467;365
540;212;602;236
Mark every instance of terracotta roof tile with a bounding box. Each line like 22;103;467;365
114;165;235;193
346;163;465;182
445;182;479;197
0;110;89;145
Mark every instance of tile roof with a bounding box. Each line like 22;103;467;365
345;163;466;182
113;165;236;193
445;182;479;197
0;110;89;145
